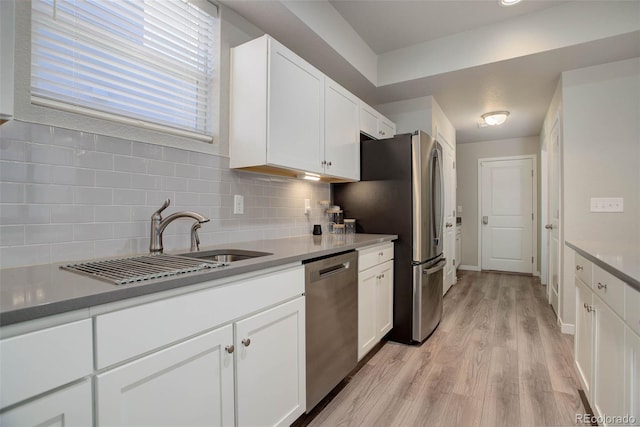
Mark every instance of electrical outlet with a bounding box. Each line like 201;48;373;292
234;194;244;214
304;199;311;215
590;197;623;212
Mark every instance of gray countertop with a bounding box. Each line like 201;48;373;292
565;240;640;291
0;234;397;326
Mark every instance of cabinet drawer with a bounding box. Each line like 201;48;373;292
593;265;625;317
575;253;592;286
626;285;640;336
95;266;304;369
358;242;394;271
0;319;93;408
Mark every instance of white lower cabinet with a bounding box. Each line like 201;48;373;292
96;325;235;427
575;277;594;396
0;380;92;427
626;327;640;425
235;297;305;427
592;296;625;422
357;243;394;360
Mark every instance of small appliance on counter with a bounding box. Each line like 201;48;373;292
332;130;445;344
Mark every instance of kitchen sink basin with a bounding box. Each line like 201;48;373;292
178;249;272;263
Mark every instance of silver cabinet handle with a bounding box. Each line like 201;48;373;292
597;282;607;290
225;345;234;354
576;265;583;271
587;305;595;313
446;223;453;228
583;303;588;309
545;224;553;230
242;338;251;347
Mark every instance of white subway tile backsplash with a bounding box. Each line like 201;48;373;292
1;123;330;268
96;171;132;189
0;225;25;246
74;223;113;241
51;205;95;223
74;187;113;205
113;189;147;205
73;150;114;170
0;183;24;203
25;184;75;204
0;204;51;225
25;224;74;244
50;241;95;263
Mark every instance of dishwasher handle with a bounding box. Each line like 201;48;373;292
309;261;351;283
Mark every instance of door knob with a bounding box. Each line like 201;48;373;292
545;224;553;230
242;338;251;347
482;216;488;225
446;223;453;228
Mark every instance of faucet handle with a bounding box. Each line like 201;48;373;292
152;199;171;218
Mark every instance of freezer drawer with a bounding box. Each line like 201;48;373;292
412;257;445;342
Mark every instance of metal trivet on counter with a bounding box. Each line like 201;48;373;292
60;254;226;285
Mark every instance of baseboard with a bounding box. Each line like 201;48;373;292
558;317;575;335
533;270;540;278
459;265;481;271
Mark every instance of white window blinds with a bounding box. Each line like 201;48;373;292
31;0;218;142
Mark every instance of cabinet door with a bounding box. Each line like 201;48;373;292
575;279;594;398
267;38;324;174
378;117;395;139
376;260;394;339
593;296;625;422
96;325;234;427
626;328;640;425
235;297;305;427
359;103;378;139
358;266;378;360
0;380;92;427
325;78;359;180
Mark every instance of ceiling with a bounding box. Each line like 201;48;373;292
221;0;640;143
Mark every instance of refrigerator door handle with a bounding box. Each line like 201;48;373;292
422;258;447;275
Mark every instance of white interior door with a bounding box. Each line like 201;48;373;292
440;133;456;294
480;157;534;274
546;123;561;313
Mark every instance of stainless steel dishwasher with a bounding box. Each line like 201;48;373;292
304;250;358;412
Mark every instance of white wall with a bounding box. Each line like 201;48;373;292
456;137;541;269
562;57;640;246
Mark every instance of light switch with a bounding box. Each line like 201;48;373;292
590;197;623;212
304;199;311;215
234;194;244;214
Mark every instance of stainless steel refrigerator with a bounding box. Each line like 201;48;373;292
332;130;445;344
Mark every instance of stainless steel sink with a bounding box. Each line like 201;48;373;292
178;249;272;263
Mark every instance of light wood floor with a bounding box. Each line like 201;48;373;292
307;270;586;427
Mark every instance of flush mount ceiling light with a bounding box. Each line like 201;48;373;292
481;111;510;126
499;0;522;6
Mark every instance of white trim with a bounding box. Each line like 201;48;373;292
458;264;481;272
558;317;575;335
477;154;538;274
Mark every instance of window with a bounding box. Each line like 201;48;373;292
30;0;218;142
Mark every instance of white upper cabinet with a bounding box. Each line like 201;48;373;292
0;0;14;124
230;35;324;175
325;78;360;180
359;102;395;140
230;35;365;181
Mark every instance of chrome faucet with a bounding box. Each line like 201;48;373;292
149;199;210;254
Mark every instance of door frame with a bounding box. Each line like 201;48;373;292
477;154;538;273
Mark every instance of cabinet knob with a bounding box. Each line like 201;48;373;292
545;224;553;230
597;282;607;290
242;338;251;347
576;265;583;271
379;251;384;256
446;223;453;228
327;161;332;166
225;345;234;354
381;273;384;278
586;305;595;313
321;160;326;166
